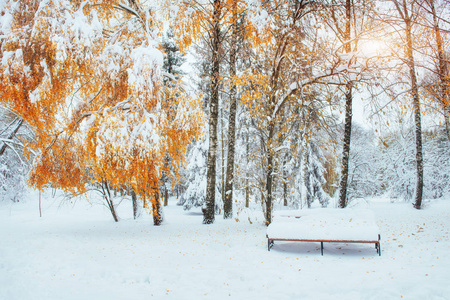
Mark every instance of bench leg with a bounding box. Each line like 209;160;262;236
321;241;324;256
377;234;381;256
268;239;274;251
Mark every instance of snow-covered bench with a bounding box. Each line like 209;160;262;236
266;209;381;256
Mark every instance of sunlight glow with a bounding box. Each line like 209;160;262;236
359;38;388;58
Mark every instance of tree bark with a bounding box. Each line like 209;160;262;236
153;191;162;225
338;0;353;208
265;152;274;226
245;126;250;208
143;194;147;209
338;84;353;208
265;125;275;225
203;0;222;224
131;189;138;219
221;104;225;210
405;5;423;209
224;0;238;219
164;187;168;206
102;180;119;222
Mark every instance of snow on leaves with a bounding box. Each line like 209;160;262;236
0;0;203;210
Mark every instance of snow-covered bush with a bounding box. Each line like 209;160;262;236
347;124;383;200
0;155;28;202
178;138;208;209
376;125;450;201
0;110;32;203
179;136;224;213
303;141;330;208
423;132;450;199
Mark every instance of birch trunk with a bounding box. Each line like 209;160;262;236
131;189;138;220
405;10;423;210
338;0;353;208
224;0;238;219
265;125;275;225
393;0;423;209
203;0;222;224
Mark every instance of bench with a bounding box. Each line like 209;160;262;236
266;208;381;256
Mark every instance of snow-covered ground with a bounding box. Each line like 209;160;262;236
1;191;449;300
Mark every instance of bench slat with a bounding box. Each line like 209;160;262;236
268;238;379;244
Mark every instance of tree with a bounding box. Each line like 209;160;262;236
0;0;203;223
161;27;188;207
321;0;359;208
223;0;240;219
391;0;424;209
169;0;245;224
338;0;355;209
162;27;186;84
240;0;331;224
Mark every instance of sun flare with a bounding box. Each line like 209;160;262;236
360;38;388;57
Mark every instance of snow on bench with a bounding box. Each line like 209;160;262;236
266;208;381;256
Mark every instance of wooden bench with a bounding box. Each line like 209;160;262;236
266;209;381;256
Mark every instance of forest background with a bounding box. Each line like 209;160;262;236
1;0;450;225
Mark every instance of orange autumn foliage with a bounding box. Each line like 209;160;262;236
165;0;254;52
0;0;204;210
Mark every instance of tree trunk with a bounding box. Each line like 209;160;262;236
102;180;119;222
153;191;162;225
338;0;353;209
221;104;226;210
39;191;42;218
265;152;274;226
203;0;222;224
393;0;423;209
131;189;138;219
405;8;423;209
338;84;353;208
265;125;275;225
245;186;249;208
428;0;450;141
0;118;23;156
245;127;250;208
409;46;424;210
164;187;168;206
224;0;238;219
143;194;147;209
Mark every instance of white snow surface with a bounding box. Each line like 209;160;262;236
267;209;379;241
1;192;450;300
